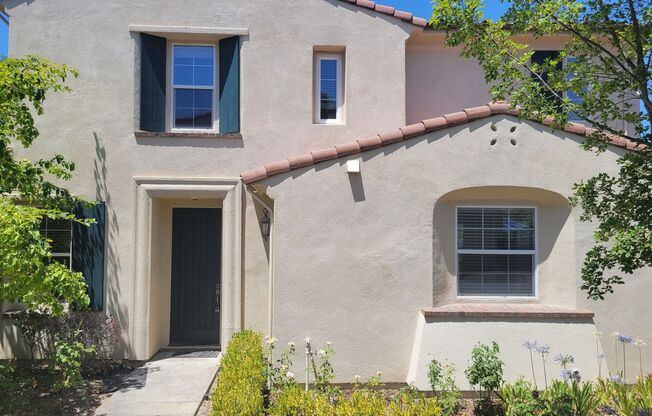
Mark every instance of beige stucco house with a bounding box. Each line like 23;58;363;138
1;0;650;388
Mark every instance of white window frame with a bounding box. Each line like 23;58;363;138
455;205;539;299
40;218;73;269
170;42;218;132
314;54;343;125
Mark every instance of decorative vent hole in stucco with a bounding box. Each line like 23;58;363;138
510;126;518;133
490;139;498;146
490;124;498;132
510;138;517;146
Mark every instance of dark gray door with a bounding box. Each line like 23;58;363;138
170;208;221;345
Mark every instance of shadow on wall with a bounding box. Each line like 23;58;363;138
431;186;572;306
94;132;131;359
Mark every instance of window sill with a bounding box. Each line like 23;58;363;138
422;304;594;319
135;131;242;139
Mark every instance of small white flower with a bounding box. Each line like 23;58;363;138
635;338;647;347
611;331;620;337
287;371;295;379
288;342;296;348
265;336;278;345
376;371;383;377
326;341;333;346
318;349;326;356
305;337;311;344
353;375;361;382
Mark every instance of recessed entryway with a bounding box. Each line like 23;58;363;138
170;208;222;346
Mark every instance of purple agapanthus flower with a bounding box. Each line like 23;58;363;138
535;344;550;354
561;369;570;381
554;353;575;365
608;375;625;385
600;405;618;415
618;335;634;344
523;340;538;350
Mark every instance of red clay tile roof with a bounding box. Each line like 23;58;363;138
241;102;646;184
335;0;429;27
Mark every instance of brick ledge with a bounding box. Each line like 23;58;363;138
422;304;594;319
135;131;243;139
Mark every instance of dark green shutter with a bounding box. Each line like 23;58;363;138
219;36;240;134
140;33;167;132
72;202;106;311
531;50;562;108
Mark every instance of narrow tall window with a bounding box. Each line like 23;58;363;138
565;57;585;121
457;207;536;297
172;45;215;130
315;54;343;124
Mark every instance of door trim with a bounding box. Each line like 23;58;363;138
133;177;243;359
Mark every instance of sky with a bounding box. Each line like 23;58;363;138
1;13;7;58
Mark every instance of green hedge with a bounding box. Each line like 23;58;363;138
212;330;266;416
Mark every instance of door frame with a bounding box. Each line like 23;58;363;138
133;177;243;359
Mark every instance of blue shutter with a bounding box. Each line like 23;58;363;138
219;36;240;134
72;202;106;311
140;33;167;132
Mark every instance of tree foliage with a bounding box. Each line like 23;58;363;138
0;55;89;313
431;0;652;299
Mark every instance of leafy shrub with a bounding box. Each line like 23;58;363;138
387;391;442;416
212;330;266;416
336;389;386;415
427;359;462;416
49;335;94;391
466;342;504;400
596;376;652;416
311;342;340;398
14;310;121;368
499;378;540;416
269;385;334;416
0;359;30;414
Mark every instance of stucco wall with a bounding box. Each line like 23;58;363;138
262;115;651;383
1;0;414;359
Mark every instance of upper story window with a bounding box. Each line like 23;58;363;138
139;33;240;135
456;207;536;297
564;57;585;121
314;54;344;124
172;44;216;130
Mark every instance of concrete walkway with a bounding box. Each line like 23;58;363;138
95;350;221;416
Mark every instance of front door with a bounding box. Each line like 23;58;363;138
170;208;221;345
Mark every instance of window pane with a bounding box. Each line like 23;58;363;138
509;255;534;295
484;229;508;249
39;218;72;255
174;107;194;128
193;46;214;66
458;208;482;228
509;208;534;229
175;89;193;108
175;89;213;129
458;228;482;250
194;66;213;87
319;58;338;120
510;230;534;250
484;208;509;229
173;45;193;65
194;108;213;128
173;45;214;87
459;254;482;295
194;89;213;108
483;254;509;294
320;100;337;120
174;65;193;85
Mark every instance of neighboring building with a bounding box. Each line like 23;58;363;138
0;0;649;387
